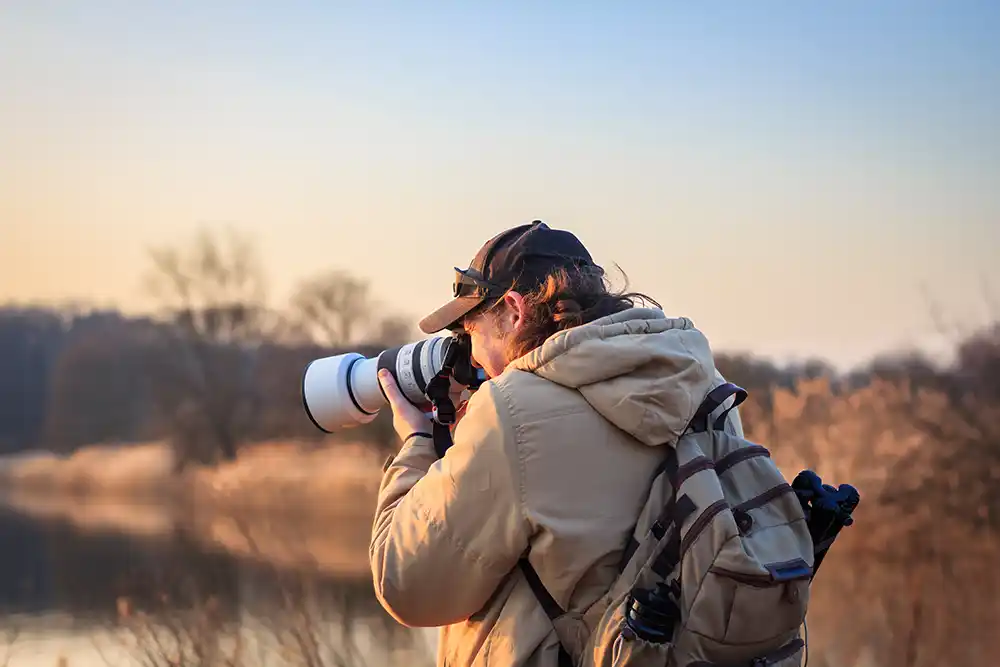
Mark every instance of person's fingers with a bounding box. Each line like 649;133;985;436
378;369;405;408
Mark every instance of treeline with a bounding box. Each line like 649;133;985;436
0;227;415;465
0;304;834;455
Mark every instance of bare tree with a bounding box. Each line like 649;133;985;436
371;314;415;348
289;271;372;348
143;226;281;467
288;270;418;351
145;226;276;345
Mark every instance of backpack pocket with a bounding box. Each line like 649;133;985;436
611;631;673;667
682;516;811;654
710;565;810;646
704;480;813;646
682;637;805;667
764;641;805;667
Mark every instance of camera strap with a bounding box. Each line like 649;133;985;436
425;379;456;458
430;420;453;459
424;346;459;459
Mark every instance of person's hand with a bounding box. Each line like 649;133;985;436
378;369;433;441
449;377;474;428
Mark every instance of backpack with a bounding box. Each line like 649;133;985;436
519;382;816;667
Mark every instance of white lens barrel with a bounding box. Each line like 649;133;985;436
301;336;452;433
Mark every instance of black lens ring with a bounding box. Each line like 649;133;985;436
376;345;403;403
411;339;428;393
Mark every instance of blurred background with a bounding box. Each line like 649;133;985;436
1;2;997;666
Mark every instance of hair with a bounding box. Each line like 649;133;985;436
477;262;661;362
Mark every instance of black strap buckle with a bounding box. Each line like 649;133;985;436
424;339;461;458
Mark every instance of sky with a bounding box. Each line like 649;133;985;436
1;1;998;369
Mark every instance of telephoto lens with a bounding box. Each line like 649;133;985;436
624;583;680;644
301;334;485;433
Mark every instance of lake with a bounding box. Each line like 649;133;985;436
0;497;436;667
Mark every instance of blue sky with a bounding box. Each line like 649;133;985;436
2;1;998;367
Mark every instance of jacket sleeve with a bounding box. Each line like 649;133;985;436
369;382;531;628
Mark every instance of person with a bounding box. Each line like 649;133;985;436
370;221;744;667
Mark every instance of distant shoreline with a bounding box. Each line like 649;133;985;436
0;440;386;579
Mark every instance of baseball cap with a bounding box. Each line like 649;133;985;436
418;221;595;334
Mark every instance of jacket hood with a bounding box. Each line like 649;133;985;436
508;308;719;447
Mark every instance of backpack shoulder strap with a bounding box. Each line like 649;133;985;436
518;559;575;667
687;382;747;434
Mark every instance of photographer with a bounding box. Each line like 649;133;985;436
370;221;743;667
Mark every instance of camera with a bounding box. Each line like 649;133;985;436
301;333;486;433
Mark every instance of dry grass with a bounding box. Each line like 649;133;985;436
0;443;174;498
0;440;386;579
180;441;383;520
0;440;383;512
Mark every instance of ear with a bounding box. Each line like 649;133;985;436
503;291;527;330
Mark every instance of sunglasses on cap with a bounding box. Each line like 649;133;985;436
452;267;507;299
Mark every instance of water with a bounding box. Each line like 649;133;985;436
0;498;436;667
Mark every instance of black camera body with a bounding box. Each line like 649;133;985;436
445;333;487;392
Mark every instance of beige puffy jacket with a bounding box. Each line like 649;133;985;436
370;308;744;667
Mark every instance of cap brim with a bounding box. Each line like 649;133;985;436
418;295;485;334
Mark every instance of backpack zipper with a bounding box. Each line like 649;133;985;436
707;567;777;587
733;483;794;513
715;445;770;476
677;456;715;487
686;638;804;667
676;445;771;490
679;499;730;558
761;637;805;665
